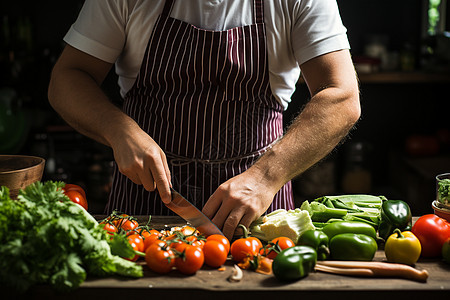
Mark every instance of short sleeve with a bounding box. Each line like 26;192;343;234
291;0;350;65
63;0;128;63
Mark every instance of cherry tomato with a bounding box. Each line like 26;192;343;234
191;239;205;249
100;222;118;236
175;244;204;275
206;234;230;254
64;190;88;210
114;215;139;232
164;233;179;242
260;237;295;259
137;228;160;239
230;225;263;262
185;235;198;243
145;241;175;274
231;236;262;262
143;233;163;251
63;183;87;199
145;229;161;237
203;240;228;268
171;241;189;253
126;234;144;261
128;227;158;238
411;214;450;257
249;236;263;252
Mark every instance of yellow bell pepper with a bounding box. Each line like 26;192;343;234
384;229;421;265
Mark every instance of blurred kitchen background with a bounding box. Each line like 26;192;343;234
1;0;449;215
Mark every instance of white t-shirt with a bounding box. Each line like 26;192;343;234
64;0;349;110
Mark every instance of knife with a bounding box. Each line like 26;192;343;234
165;187;224;236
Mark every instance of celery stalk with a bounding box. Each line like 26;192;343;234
301;201;348;222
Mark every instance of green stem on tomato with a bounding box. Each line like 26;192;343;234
238;224;249;238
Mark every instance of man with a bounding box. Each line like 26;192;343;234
48;0;360;240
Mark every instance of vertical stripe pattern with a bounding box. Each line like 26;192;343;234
106;0;294;215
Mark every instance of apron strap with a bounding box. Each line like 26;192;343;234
254;0;264;24
162;0;175;17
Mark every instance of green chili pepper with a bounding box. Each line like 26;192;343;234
378;200;412;241
297;229;330;261
322;220;377;240
272;246;317;281
329;233;378;261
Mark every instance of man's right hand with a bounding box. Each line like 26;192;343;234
110;128;172;204
48;45;172;205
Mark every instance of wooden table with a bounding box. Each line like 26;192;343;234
10;216;450;300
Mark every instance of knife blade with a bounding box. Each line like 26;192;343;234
165;187;224;236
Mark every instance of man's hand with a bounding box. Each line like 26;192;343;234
202;49;360;241
48;45;172;204
202;170;277;240
110;128;172;204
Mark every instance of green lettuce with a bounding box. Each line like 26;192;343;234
0;181;142;293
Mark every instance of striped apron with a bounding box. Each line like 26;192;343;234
105;0;294;216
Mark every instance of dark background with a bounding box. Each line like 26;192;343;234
1;0;449;215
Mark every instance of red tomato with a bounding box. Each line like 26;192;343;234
64;190;88;210
411;214;450;257
191;239;205;249
184;235;205;249
126;234;144;261
175;244;204;275
185;235;198;243
249;236;263;252
137;228;159;239
260;237;295;259
206;234;230;254
203;240;228;268
63;183;87;199
171;241;190;253
144;233;163;252
230;236;262;262
127;227;157;238
144;229;161;238
100;222;118;236
114;215;139;232
164;233;179;242
145;241;175;274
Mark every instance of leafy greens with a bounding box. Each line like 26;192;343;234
0;181;142;293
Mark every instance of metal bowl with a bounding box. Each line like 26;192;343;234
0;155;45;199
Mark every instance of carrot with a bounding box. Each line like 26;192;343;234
315;264;375;277
315;261;429;282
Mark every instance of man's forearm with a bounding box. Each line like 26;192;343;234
248;86;360;194
48;67;136;148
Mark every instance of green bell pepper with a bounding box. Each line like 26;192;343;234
297;229;330;261
322;220;377;240
378;200;412;241
329;233;378;261
272;246;317;281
